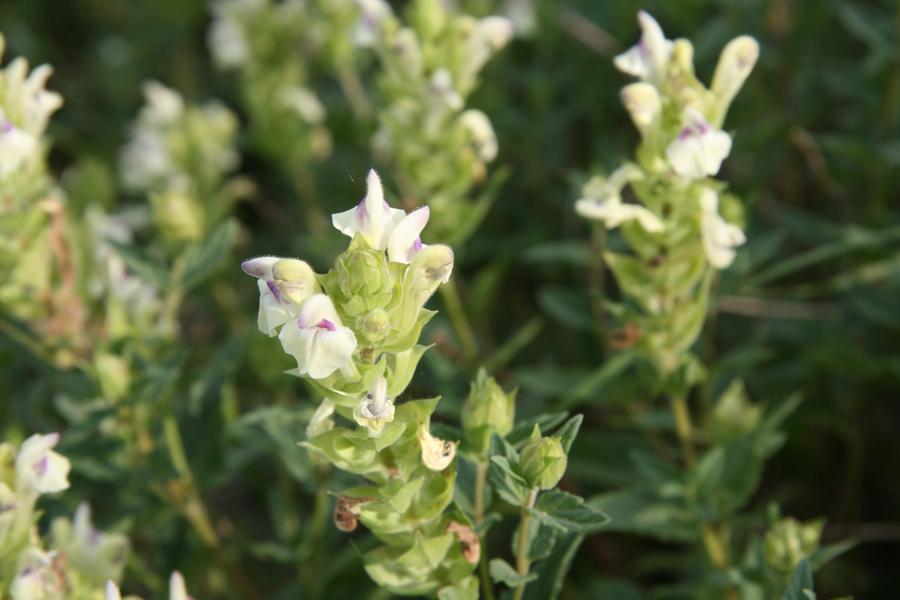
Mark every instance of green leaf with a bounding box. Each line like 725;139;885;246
783;559;815;600
589;489;697;542
488;558;537;587
107;240;169;287
555;414;583;454
561;351;635;408
177;219;237;291
522;533;584;600
528;490;611;533
489;456;530;506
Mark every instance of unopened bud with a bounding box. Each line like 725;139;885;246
518;428;567;490
620;82;661;132
763;517;823;573
711;36;759;124
462;370;515;455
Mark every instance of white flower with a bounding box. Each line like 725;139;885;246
105;582;122;600
666;108;732;179
10;549;62;600
575;164;664;232
0;110;39;175
141;81;184;126
419;427;457;471
711;35;759;124
209;11;249;69
15;433;70;496
477;16;514;50
700;188;745;269
280;86;326;125
279;294;357;379
353;0;393;48
352;377;395;434
332;169;433;264
169;572;192;600
52;503;129;586
613;11;673;87
306;400;336;439
241;256;320;336
459;109;498;162
620;82;661;132
428;68;463;111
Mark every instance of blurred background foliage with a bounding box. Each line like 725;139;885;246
0;0;898;598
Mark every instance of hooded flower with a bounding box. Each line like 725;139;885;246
419;427;457;471
332;169;432;264
613;11;673;87
459;109;499;162
241;256;320;336
575;164;664;232
278;294;357;379
307;399;336;439
666;108;732;179
711;36;760;124
353;377;395;434
700;188;745;269
15;433;70;496
51;503;129;586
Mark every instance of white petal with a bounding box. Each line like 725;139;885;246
666;110;732;179
419;428;457;471
307;400;336;439
353;377;395;433
387;206;430;264
106;582;123;600
700;189;745;269
241;256;279;280
297;294;342;329
306;328;357;379
15;433;70;495
613;11;673;85
168;572;190;600
257;279;298;337
331;169;405;249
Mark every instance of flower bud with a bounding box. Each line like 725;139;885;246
461;370;515;455
518;428;567;490
711;36;759;124
151;189;203;243
334;243;395;317
356;308;391;343
272;259;319;304
709;380;761;442
763;517;823;573
620;82;661;132
397;244;453;331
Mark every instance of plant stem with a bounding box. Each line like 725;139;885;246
337;66;372;119
474;461;496;600
163;415;260;600
669;395;695;468
439;279;478;365
513;488;539;600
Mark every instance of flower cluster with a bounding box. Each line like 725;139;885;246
575;11;758;379
120;81;239;245
355;0;512;243
209;0;331;166
242;169;479;597
0;434;130;599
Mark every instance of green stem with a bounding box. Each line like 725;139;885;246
669;395;695;468
513;488;539;600
474;461;496;600
439;279;478;365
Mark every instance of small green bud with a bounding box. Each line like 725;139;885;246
763;517;823;574
709;380;761;442
461;370;515;455
356;308;391;343
95;352;131;402
518;428;567;490
333;241;395;316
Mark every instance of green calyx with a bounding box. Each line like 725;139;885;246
461;369;516;456
518;427;567;491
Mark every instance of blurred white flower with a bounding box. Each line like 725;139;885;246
307;399;336;439
209;7;249;69
279;294;357;379
10;549;63;600
15;433;70;496
169;571;193;600
700;188;745;269
353;0;393;48
459;109;498;162
620;82;661;133
666;108;732;179
0;109;38;175
280;86;326;124
575;164;664;232
614;11;673;87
